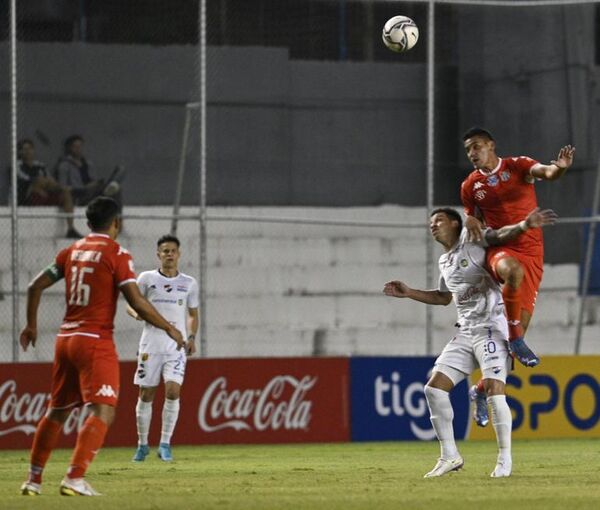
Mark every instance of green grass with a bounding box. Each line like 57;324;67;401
1;439;600;509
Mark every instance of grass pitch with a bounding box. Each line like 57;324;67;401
1;439;599;509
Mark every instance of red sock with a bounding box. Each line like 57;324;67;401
503;284;523;341
66;415;108;479
476;379;485;394
28;416;63;484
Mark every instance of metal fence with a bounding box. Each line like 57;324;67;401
2;0;600;362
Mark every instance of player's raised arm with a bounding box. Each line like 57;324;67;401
120;282;185;349
20;265;63;351
484;208;558;246
530;145;575;180
383;280;452;306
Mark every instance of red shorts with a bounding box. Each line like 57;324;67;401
51;335;120;409
24;190;63;206
486;246;543;315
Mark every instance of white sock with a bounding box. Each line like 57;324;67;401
424;385;459;460
488;394;512;463
136;398;153;446
160;398;180;445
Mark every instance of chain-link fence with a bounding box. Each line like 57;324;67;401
2;0;600;362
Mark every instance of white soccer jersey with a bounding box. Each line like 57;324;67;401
137;270;199;353
438;228;507;333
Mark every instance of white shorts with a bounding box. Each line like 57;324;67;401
134;351;187;387
434;326;511;383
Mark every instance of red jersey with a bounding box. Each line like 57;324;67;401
460;156;542;257
53;233;137;337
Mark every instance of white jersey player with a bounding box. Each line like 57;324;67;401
129;235;199;463
384;206;556;479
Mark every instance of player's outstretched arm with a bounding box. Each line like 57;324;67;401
121;282;185;350
485;207;557;246
530;145;575;180
20;270;58;351
383;281;452;305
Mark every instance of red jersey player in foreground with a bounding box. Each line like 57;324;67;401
19;197;185;497
461;127;574;426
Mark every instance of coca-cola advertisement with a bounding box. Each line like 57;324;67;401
0;358;350;449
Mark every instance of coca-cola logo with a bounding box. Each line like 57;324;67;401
0;380;89;437
198;375;316;433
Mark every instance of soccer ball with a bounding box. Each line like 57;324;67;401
382;16;419;53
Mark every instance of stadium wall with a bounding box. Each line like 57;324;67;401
1;355;599;449
2;206;599;365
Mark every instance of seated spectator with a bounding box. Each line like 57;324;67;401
54;134;125;209
12;138;81;238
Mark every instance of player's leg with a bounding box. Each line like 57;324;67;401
21;338;81;495
475;329;512;477
60;337;119;496
489;252;539;367
133;352;162;461
157;352;186;462
424;367;466;477
133;386;158;461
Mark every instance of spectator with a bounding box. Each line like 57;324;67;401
54;134;125;209
11;138;81;238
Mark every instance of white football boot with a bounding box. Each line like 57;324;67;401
60;477;102;496
20;481;41;495
490;459;512;478
423;456;464;478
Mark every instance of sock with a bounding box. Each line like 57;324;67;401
67;415;108;479
136;399;153;446
488;395;512;463
160;398;180;445
503;284;523;340
424;386;459;460
28;416;63;484
476;379;485;394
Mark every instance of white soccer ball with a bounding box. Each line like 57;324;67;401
382;15;419;53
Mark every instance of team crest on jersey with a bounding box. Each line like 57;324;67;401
460;259;468;267
164;284;173;293
475;190;486;201
487;175;499;187
500;171;511;182
473;181;484;190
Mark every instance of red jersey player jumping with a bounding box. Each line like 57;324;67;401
460;127;575;427
19;197;185;497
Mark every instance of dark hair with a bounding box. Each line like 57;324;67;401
17;138;34;152
462;126;494;142
430;207;463;232
64;134;84;153
86;197;121;231
157;234;180;248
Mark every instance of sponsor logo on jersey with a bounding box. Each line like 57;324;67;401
198;375;316;433
71;250;102;263
141;353;149;361
500;170;511;182
95;385;117;398
473;181;484;190
487;175;499;187
178;299;184;306
177;285;188;293
460;259;468;267
149;285;156;289
475;190;486;201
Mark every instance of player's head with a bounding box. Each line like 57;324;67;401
17;138;35;160
64;134;84;158
86;196;122;238
462;126;497;170
156;234;181;271
430;208;462;248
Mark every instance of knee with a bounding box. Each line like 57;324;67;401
165;389;180;400
498;259;524;288
483;379;505;397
